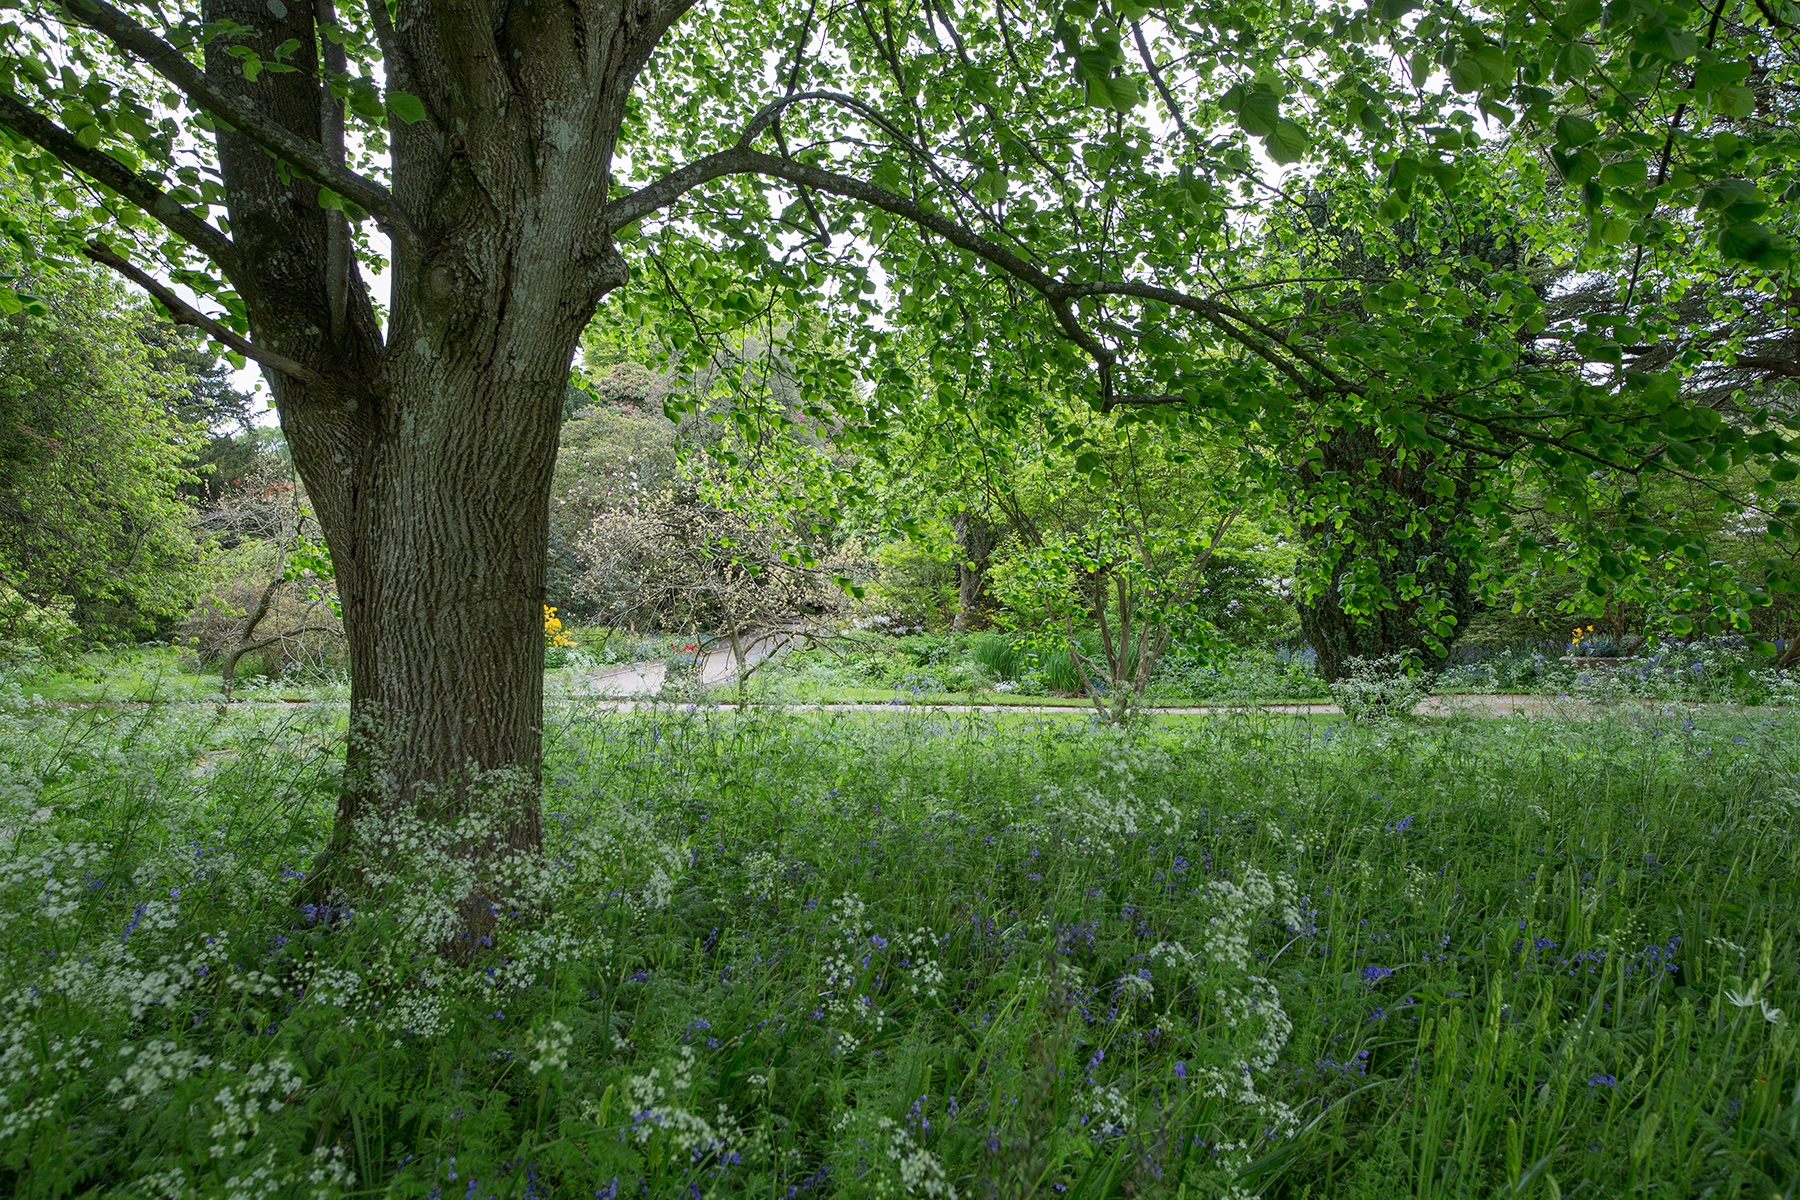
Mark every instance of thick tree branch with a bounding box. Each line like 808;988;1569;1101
612;90;1036;253
364;0;423;116
1132;22;1198;149
609;140;1354;401
84;241;324;384
62;0;420;253
317;0;353;339
1061;279;1359;394
1731;355;1800;378
0;87;240;275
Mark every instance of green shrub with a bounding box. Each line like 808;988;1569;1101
1035;641;1091;693
869;537;957;629
0;586;78;673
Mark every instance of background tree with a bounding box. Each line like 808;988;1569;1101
576;315;862;685
548;400;680;623
183;455;344;695
0;249;203;638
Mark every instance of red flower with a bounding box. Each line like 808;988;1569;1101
683;644;698;653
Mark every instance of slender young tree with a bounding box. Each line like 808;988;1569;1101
0;0;1792;901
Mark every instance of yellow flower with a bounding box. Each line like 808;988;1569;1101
544;605;574;648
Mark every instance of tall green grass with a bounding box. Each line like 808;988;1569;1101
2;699;1797;1197
969;634;1022;682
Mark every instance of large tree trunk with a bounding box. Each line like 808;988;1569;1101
326;356;569;852
194;0;661;919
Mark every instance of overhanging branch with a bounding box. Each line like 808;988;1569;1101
84;241;323;385
0;87;240;276
62;0;420;254
608;135;1354;404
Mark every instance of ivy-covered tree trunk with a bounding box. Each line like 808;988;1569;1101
951;510;1000;632
1295;424;1479;683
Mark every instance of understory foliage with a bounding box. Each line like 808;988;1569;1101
0;254;203;638
2;700;1798;1196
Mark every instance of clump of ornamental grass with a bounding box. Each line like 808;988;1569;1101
1;695;1797;1198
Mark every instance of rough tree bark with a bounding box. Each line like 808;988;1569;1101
187;0;674;878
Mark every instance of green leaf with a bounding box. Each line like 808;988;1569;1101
1553;41;1597;81
1265;118;1308;164
1447;55;1483;93
1554;114;1597;147
1386;154;1421;195
1700;177;1759;214
1719;222;1792;269
1380;0;1416;20
388;92;429;124
1549;146;1601;183
9;290;49;317
1102;73;1140;113
1237;88;1280;138
72;123;103;149
1599;216;1632;245
1466;45;1509;84
1634;24;1697;62
1694;59;1752;91
348;88;386;123
1713;84;1756;117
1599;158;1646;186
1555;0;1602;32
1426;156;1463;192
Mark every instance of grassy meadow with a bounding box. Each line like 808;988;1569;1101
1;692;1798;1198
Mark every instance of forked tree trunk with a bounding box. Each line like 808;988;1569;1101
190;0;667;921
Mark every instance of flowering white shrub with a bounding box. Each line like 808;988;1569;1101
1330;653;1428;721
831;1106;959;1198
